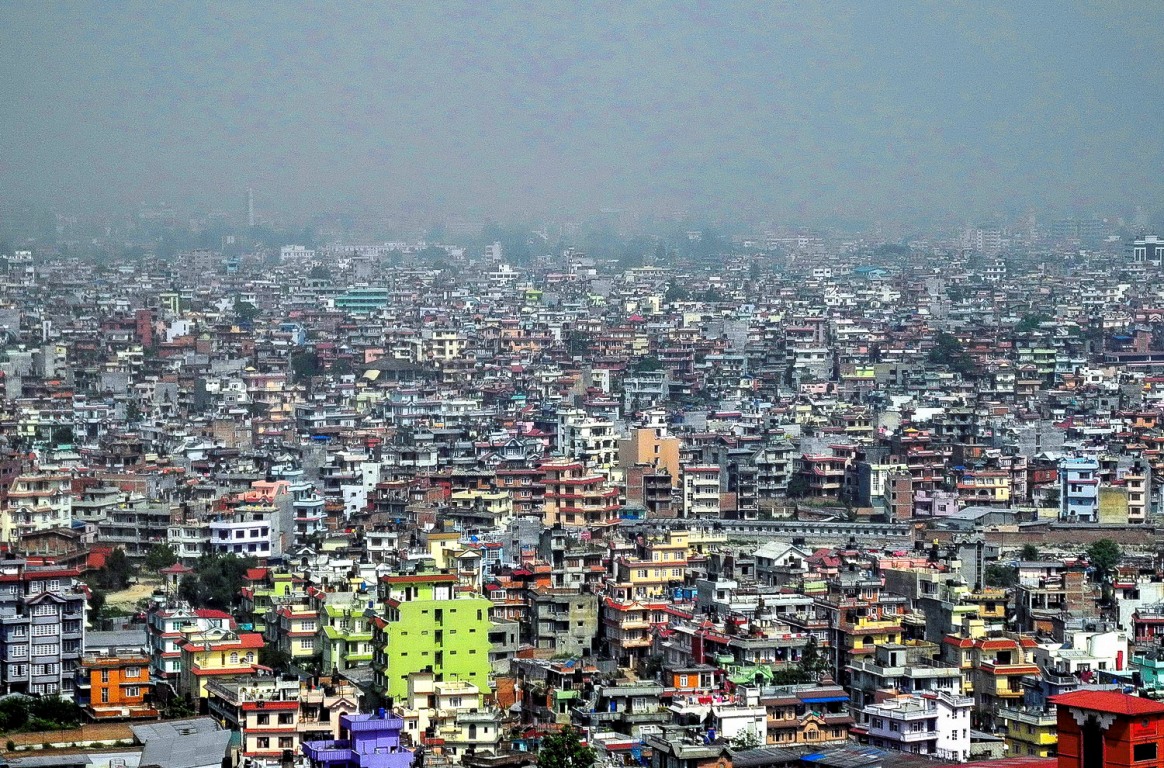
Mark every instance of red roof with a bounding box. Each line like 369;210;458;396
193;608;233;620
1051;690;1164;715
159;563;193;575
958;760;1055;768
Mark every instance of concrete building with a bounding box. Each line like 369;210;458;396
0;561;86;699
1060;457;1100;522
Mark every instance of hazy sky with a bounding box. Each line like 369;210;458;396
1;1;1161;223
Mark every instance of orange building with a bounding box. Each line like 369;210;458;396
1053;690;1164;768
76;651;157;720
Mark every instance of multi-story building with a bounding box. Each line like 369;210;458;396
681;465;720;518
527;589;599;657
942;633;1041;729
618;413;681;485
760;681;853;747
1;471;72;542
861;691;972;762
1060;457;1100;522
207;675;360;768
1052;689;1164;768
0;561;86;699
146;601;234;682
395;673;503;763
601;596;670;669
541;460;622;532
556;410;618;473
320;597;376;673
177;627;265;707
371;572;493;702
847;641;964;717
302;711;413;768
76;650;156;720
274;603;320;662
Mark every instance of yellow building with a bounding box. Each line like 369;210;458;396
998;707;1059;758
1098;486;1130;525
617;419;681;485
956;471;1011;506
274;603;319;660
448;489;514;528
178;628;264;704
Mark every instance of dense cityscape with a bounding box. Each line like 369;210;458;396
0;203;1159;768
4;2;1164;768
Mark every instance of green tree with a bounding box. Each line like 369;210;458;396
928;331;973;374
1016;313;1052;333
0;698;28;732
633;356;663;373
308;264;331;281
664;282;689;303
537;726;596;768
785;474;811;499
260;645;293;674
984;563;1018;588
87;587;106;618
98;548;133;591
180;553;257;610
26;697;81;728
233;298;259;325
143;544;178;572
799;634;828;678
1087;539;1122;582
290;349;322;382
1019;544;1040;561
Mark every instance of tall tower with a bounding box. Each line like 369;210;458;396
247;187;255;227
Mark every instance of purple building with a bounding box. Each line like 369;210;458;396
302;710;413;768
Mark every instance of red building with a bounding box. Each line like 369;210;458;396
1052;690;1164;768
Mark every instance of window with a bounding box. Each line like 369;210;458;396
100;688;109;703
125;687;139;698
278;737;294;748
278;713;293;725
257;737;270;749
101;670;109;683
257;714;270;725
32;604;56;617
126;666;140;678
33;624;56;636
299;639;315;650
11;646;26;659
1134;743;1157;761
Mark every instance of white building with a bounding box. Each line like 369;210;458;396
863;691;972;762
681;465;721;518
1034;628;1131;677
556;409;618;472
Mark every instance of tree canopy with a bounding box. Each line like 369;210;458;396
178;553;256;610
537;726;596;768
143;544;178;572
927;331;973;375
1087;539;1122;580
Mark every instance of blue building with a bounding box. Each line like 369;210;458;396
1059;457;1100;522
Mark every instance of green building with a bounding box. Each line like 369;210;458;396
321;599;375;672
372;572;493;702
334;287;390;314
239;570;303;634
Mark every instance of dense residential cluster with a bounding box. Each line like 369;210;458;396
4;223;1164;768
